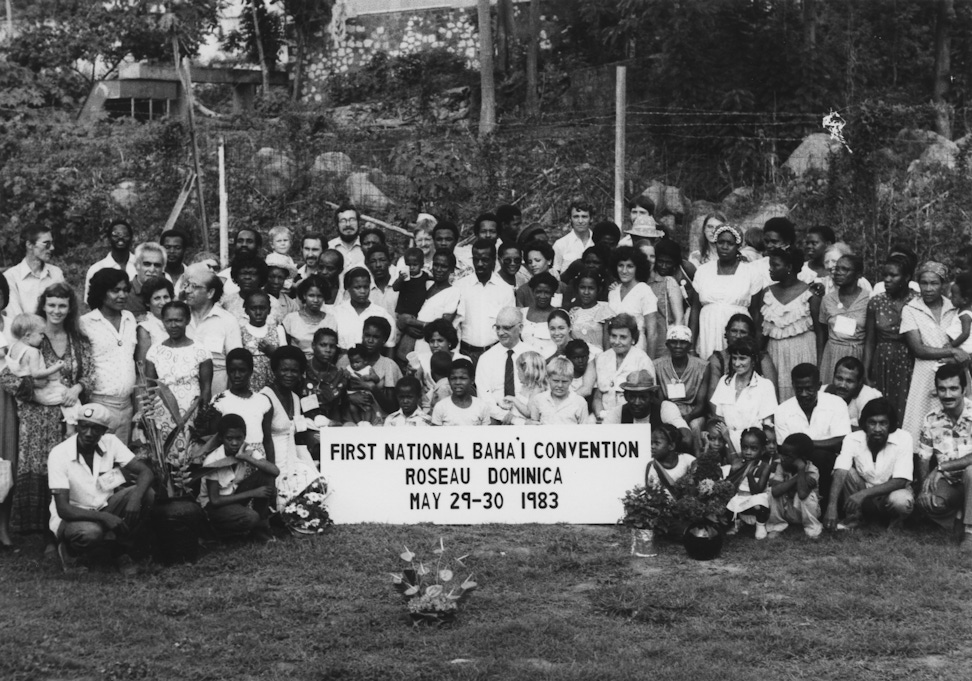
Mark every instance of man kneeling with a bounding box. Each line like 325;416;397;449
823;397;914;531
49;403;155;574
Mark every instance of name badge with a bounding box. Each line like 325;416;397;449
300;394;321;412
667;382;687;400
97;468;126;493
833;315;857;338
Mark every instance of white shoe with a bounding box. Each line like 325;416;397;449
725;519;740;536
755;523;768;540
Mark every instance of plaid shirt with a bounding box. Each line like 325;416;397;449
918;398;972;485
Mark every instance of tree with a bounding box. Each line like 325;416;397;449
275;0;333;102
525;0;540;117
222;0;284;95
478;0;496;137
933;0;955;138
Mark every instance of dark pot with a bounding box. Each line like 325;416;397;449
682;521;724;561
151;496;205;565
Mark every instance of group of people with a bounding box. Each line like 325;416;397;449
1;197;971;572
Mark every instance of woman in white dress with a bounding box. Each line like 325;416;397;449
608;246;659;356
691;224;760;361
521;272;560;357
593;313;654;417
262;346;330;534
210;348;275;462
709;336;778;453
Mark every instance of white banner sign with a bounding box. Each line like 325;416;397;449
320;424;648;524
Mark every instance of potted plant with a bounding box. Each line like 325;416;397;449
619;484;672;557
667;452;736;560
390;539;477;627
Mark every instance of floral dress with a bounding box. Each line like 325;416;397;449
762;288;816;401
145;342;211;414
241;320;285;392
868;291;916;421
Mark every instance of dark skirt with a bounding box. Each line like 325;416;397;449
871;340;914;423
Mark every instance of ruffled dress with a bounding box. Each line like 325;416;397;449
761;288;816;401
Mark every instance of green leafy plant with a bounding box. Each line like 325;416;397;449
390;538;477;627
667;452;736;528
619;484;672;531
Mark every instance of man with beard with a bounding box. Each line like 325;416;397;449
822;357;882;430
298;233;325;280
916;363;972;550
218;228;262;296
328;204;365;271
824;397;913;531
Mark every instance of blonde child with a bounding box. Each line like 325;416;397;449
725;427;775;540
502;351;548;419
528;356;590;424
268;225;298;291
8;313;78;433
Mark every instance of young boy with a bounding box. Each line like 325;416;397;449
384;376;431;426
336;316;402;424
344;344;380;425
392;247;431;317
425;350;454;413
528;356;590;424
8;313;78;433
766;433;822;539
431;359;490;426
201;414;279;542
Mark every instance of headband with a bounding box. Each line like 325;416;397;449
713;224;743;245
917;261;948;283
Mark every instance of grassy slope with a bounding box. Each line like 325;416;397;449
2;523;971;681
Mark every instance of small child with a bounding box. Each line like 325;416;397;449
384;376;431;426
393;247;431;317
701;417;735;468
241;291;287;392
766;433;822;539
569;272;616;351
646;423;695;495
528;356;590;424
302;328;348;429
268;225;298;292
948;272;972;355
425;350;454;413
431;359;490;426
565;339;593;398
201;413;280;542
345;344;380;425
502;351;548;419
726;427;775;540
8;313;77;433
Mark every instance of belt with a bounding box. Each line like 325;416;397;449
460;341;496;354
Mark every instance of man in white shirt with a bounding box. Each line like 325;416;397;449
328;204;365;272
824;397;914;531
183;263;243;393
49;404;155;574
475;307;537;424
218;228;262;295
552;200;595;272
4;226;64;318
161;228;189;294
84;220;137;301
456;239;515;364
472;212;500;247
775;363;852;509
297;233;325;280
822;357;883;430
602;369;692;447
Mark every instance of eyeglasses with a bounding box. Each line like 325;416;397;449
494;323;520;332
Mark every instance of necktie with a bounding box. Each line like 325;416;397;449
504;349;515;396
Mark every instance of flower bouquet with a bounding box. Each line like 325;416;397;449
619;484;673;556
280;478;333;534
390;539;477;627
668;451;736;560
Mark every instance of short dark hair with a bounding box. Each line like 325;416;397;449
87;268;130;310
360;226;385;246
610;246;651;283
301;232;325;249
226;347;254;370
430;351;454;380
296;273;330;302
21;225;50;247
342;266;371;290
432;248;457;270
654;238;682;262
346;343;366;360
791;363;820;385
606;313;639;343
160;300;190;320
160;228;189;247
834;356;865;381
235;228;263;249
860;397;898;433
629;195;654;213
334;203;360;225
423;317;459;347
449;358;474;376
218;413;246;437
495;204;521;223
762;217;795;245
524;240;554;263
0;273;9;312
139;276;174;307
471;238;497;260
766;247;804;273
781;433;814;460
321;248;344;271
107;219;133;238
808;225;836;244
473;213;498;236
403;247;425;263
244;290;271;308
592;220;621;244
935;362;968;390
432;220;460;241
565;338;590;356
568;199;594;214
396;376;422;394
270;345;307;372
365;243;391;262
230;252;268;286
363;315;392;342
313;326;338;345
528;271;559;292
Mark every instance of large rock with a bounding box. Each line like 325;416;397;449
639;181;667;213
783;133;842;177
110;180;138;210
908;136;959;173
734;203;790;237
345;172;392;212
312;151;353;178
255;154;295;198
720;187;753;214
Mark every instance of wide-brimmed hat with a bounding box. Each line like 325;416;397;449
619;369;656;392
265;253;298;277
624;216;664;239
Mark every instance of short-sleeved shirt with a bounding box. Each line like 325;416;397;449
710;373;778;450
602;399;688;428
528;390;590;425
47;433;135;534
384;409;432;427
774;393;852;444
201;444;265;505
834;430;914;485
821;384;882;429
918;399;972;485
329;301;397;351
431;396;491;426
79;309;138;397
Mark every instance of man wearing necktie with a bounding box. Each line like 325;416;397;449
475;307;538;425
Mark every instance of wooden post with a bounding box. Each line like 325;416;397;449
219;137;229;268
181;57;210;252
614;65;626;226
477;0;496;138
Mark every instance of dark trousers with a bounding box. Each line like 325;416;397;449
59;485;155;556
205;471;274;538
807;448;838;510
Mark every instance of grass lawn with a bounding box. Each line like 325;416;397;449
2;522;972;681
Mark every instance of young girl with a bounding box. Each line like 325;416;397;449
7;313;77;432
701;417;736;468
570;271;616;352
302;327;348;428
948;272;972;356
528;356;590;424
283;275;336;360
645;423;696;496
241;291;287;392
503;351;548;419
725;427;776;540
431;359;491;426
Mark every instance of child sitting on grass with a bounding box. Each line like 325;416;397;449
528;356;590;424
384;376;431;426
726;427;775;540
701;417;736;467
7;312;78;434
431;359;490;426
766;433;822;539
201;413;279;543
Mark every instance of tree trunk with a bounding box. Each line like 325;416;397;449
250;0;271;98
292;28;305;102
496;0;510;75
802;0;817;49
932;0;954;138
478;0;496;138
525;0;540;117
5;0;13;46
